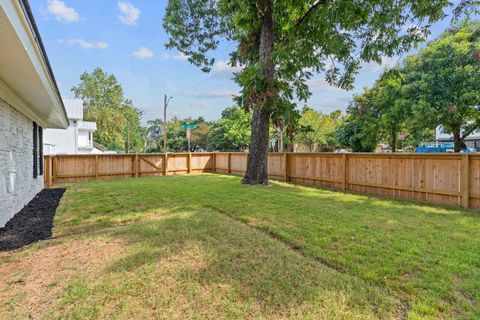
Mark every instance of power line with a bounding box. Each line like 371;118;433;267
178;68;233;92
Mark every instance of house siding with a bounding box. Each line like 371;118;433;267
0;98;43;227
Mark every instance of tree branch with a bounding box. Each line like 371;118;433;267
295;0;328;28
461;119;480;140
280;0;328;44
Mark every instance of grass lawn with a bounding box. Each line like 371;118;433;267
1;174;479;319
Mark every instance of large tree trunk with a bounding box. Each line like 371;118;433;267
243;0;274;185
243;106;271;184
452;127;462;153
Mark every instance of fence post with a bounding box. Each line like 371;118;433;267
212;153;216;173
284;153;289;181
164;153;168;176
188;152;192;174
227;153;231;174
94;155;99;180
460;154;470;208
342;154;348;190
135;154;139;177
52;156;57;185
45;156;52;188
50;156;54;187
138;154;142;177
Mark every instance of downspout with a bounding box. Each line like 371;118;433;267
74;120;78;154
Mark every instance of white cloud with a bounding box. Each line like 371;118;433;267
360;56;398;73
117;1;141;26
212;60;243;73
133;47;154;59
47;0;79;22
174;51;189;61
309;97;350;113
161;51;192;61
188;101;209;109
58;38;109;49
181;89;238;99
307;78;347;93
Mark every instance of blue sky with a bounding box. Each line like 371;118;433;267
31;0;460;123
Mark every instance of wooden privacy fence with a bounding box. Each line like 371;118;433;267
44;152;480;209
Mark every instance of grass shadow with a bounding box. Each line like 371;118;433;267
76;205;399;319
53;174;480;318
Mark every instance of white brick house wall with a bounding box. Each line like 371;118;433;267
0;99;43;227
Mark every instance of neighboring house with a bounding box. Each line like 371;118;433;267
0;1;68;227
43;98;102;155
436;126;480;151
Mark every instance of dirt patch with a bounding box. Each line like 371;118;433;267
0;188;65;251
0;238;125;319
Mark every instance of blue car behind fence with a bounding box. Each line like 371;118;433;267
415;142;474;153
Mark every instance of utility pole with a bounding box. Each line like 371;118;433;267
163;94;173;151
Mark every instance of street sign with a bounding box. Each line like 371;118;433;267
180;123;198;129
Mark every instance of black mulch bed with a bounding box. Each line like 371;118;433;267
0;188;65;251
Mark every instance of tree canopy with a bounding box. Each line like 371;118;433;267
146;116;210;152
296;107;342;152
207;107;252;151
336;21;480;152
164;0;478;183
72;68;146;152
404;21;480;151
335;91;381;152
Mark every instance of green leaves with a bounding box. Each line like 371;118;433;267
404;21;480;149
164;0;477;112
72;68;146;152
338;21;480;152
207;107;252;150
163;0;479;163
296;107;342;152
163;0;230;72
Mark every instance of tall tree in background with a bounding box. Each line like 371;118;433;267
190;121;210;151
338;21;480;152
145;118;164;152
146;116;211;152
164;0;477;184
335;91;380;152
123;102;146;153
271;101;300;151
72;68;146;152
335;73;411;152
296;107;342;152
404;21;480;152
207;107;251;151
373;72;409;152
164;117;188;151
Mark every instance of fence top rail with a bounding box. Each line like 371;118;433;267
285;152;473;156
47;152;218;158
46;152;480;159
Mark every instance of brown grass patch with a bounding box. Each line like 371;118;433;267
0;238;125;319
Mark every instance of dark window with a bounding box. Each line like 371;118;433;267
39;126;43;175
33;122;38;179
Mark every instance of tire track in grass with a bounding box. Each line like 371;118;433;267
205;204;410;320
